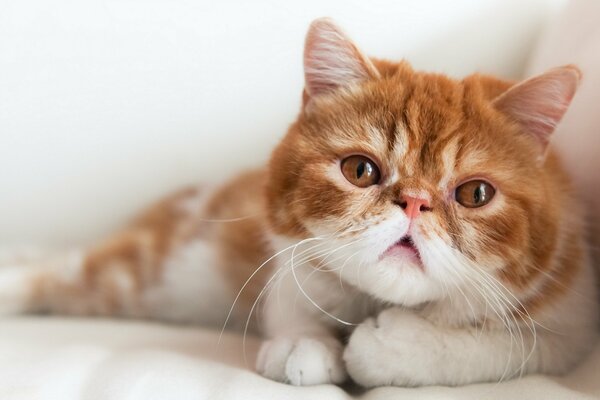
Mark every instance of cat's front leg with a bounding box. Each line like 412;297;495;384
255;266;348;386
343;307;442;387
344;307;538;387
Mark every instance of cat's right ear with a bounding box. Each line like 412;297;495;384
303;18;380;106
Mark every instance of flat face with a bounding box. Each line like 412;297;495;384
267;63;561;307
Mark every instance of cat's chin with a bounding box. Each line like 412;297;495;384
340;256;440;307
375;257;426;279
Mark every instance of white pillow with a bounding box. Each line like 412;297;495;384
527;0;600;266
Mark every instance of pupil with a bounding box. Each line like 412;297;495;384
474;185;482;204
356;162;365;178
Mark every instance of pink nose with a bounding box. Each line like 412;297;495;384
398;196;431;219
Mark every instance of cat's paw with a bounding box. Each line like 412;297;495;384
256;336;347;385
344;308;437;387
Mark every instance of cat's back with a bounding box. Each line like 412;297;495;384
130;168;269;250
128;169;273;323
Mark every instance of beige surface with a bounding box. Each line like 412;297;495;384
0;317;598;400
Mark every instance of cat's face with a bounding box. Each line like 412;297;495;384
266;19;579;306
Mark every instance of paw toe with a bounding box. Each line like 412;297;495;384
285;338;345;385
257;337;346;385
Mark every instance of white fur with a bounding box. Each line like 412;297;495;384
0;249;85;314
437;138;459;190
345;256;598;387
256;160;598;387
258;218;598;386
255;233;380;384
142;186;237;326
144;240;234;327
256;336;346;385
392;127;409;160
0;265;39;314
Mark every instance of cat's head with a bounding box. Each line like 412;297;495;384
266;18;581;307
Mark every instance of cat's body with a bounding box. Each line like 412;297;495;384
1;19;597;388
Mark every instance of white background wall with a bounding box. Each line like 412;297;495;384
0;0;566;246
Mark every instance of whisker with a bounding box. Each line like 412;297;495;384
427;246;521;383
218;236;323;344
289;237;362;326
196;214;262;223
451;252;537;381
241;267;286;368
291;240;362;309
470;267;541;377
336;249;364;294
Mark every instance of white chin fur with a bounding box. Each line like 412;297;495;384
337;257;443;306
303;212;452;306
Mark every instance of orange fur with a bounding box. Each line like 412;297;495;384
19;60;583;323
3;19;596;388
267;60;582;313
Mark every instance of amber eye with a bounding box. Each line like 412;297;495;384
341;155;381;188
455;180;496;208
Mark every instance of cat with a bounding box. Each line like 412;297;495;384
1;18;597;388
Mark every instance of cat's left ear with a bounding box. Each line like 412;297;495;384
493;65;581;160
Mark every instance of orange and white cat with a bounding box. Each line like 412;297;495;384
1;18;597;387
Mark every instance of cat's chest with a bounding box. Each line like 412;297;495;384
287;261;385;325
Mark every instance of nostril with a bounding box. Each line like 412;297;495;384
420;204;432;212
395;196;431;214
394;199;409;209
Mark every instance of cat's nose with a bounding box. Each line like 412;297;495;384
397;195;432;219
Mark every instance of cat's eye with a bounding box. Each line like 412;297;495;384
341;155;381;188
455;180;495;208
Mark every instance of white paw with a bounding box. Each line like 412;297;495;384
344;308;436;387
256;336;347;385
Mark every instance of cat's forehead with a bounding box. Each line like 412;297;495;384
329;71;483;142
387;78;474;177
321;75;493;175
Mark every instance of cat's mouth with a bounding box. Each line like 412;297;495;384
381;235;423;266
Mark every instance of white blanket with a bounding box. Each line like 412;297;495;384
0;317;598;400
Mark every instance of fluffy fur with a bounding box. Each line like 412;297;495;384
1;18;597;388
